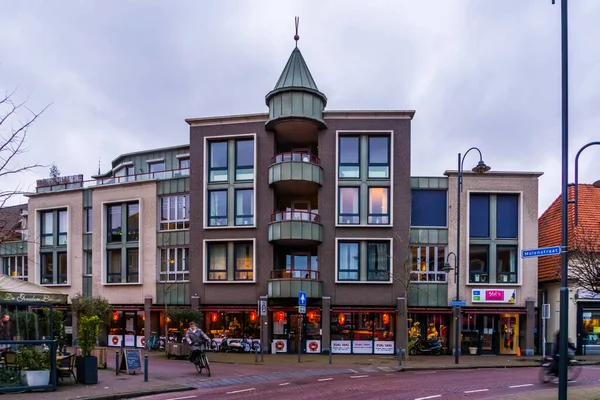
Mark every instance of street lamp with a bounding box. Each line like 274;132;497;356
453;148;490;365
442;252;457;281
571;141;600;225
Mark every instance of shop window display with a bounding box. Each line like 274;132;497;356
204;311;260;350
331;312;395;354
407;313;449;355
581;309;600;354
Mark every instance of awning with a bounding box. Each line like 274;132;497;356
0;274;68;304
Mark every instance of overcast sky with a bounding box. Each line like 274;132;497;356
1;0;599;215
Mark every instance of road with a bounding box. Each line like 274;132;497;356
134;365;600;400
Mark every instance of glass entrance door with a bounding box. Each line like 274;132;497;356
478;315;497;354
287;314;303;354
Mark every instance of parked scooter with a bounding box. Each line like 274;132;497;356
409;335;442;355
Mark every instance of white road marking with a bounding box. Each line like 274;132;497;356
318;378;333;382
348;368;359;373
414;395;442;400
464;389;489;393
415;371;437;375
226;388;256;394
350;375;369;379
166;397;197;400
279;382;290;386
509;384;533;388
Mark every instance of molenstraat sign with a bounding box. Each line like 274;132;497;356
471;289;516;303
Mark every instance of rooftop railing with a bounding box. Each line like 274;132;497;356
270;269;320;280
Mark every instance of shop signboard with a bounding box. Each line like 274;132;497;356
331;340;351;354
108;334;122;347
307;340;321;353
374;341;395;355
352;340;373;354
124;335;135;347
471;289;516;303
272;339;287;353
136;336;145;348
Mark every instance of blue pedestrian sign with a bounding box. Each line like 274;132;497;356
298;291;307;306
521;246;561;259
450;301;466;307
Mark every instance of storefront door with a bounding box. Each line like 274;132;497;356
478;315;497;354
287;314;305;354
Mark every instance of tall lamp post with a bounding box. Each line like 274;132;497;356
447;148;490;365
572;141;600;225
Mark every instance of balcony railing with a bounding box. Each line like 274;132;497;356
271;152;320;165
35;168;190;193
270;269;320;280
271;210;320;223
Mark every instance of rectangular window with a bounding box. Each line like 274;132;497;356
84;251;92;276
40;253;53;284
234;242;253;280
58;252;68;284
338;187;360;224
368;136;390;178
149;161;166;179
3;255;28;280
160;195;190;230
368;187;389;225
469;194;490;238
126;248;139;283
411;190;447;227
85;209;93;233
410;246;447;282
496;194;519;238
159;248;189;282
107;205;122;243
235;139;254;181
208;190;228;226
207;242;227;280
41;211;54;246
179;158;190;169
209;141;228;182
497;245;518;283
338;136;360;179
469;245;489;283
367;241;390;281
57;210;68;245
338;242;360;281
235;189;254;226
107;249;122;283
127;203;139;241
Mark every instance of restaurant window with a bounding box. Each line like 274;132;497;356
331;312;396;354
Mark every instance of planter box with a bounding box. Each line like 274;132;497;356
166;342;190;359
20;370;50;387
74;347;107;369
76;356;98;384
469;347;478;355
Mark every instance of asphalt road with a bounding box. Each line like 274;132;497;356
134;365;600;400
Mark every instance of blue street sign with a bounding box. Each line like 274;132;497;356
521;246;561;259
450;301;466;307
298;291;307;306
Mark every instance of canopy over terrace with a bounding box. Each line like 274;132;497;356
0;274;68;304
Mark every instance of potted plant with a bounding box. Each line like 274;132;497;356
76;315;101;384
71;294;112;369
15;347;51;387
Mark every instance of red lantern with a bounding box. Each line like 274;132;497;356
250;311;257;321
338;313;346;325
382;313;390;325
277;311;285;322
211;312;218;323
308;311;316;322
113;312;119;321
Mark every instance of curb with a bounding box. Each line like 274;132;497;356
66;385;194;400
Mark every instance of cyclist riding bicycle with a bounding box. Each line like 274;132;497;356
185;321;209;364
550;331;577;375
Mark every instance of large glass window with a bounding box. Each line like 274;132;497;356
107;205;122;243
470;194;490;238
234;242;253;280
235;189;254;226
39;208;68;285
410;246;447;282
497;245;518;283
496;194;519;238
338;136;360;178
209;141;228;182
208;190;227;226
160;248;189;282
105;202;140;284
58;252;68;284
338;242;359;281
581;309;600;352
40;253;53;284
235;139;254;181
368;187;389;225
207;243;227;281
107;249;122;283
368;136;390;178
206;241;254;282
367;241;390;281
411;189;447;227
127;203;139;242
127;248;139;283
469;245;489;283
58;210;68;245
160;195;190;230
3;255;28;280
41;211;53;246
338;240;393;282
338;187;360;225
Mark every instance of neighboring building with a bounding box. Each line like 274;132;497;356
406;171;542;356
26;145;190;347
187;43;414;355
0;204;29;281
538;184;600;355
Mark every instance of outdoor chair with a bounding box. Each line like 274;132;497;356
58;354;76;383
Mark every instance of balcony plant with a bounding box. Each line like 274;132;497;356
15;347;51;386
76;315;101;384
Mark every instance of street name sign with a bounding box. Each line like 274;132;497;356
521;246;561;259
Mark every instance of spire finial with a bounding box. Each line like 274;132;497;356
294;16;300;47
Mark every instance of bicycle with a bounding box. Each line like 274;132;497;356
539;355;582;383
145;332;160;351
189;340;211;377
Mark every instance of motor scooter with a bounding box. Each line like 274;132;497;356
409;335;442;355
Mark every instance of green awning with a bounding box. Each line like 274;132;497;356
0;274;68;304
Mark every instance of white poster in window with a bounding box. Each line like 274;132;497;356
124;334;135;347
352;340;373;354
374;341;395;355
331;340;351;354
273;339;287;353
126;317;134;332
136;336;146;348
307;340;321;354
108;334;121;347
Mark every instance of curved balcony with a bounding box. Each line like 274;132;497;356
268;269;323;299
268;211;323;245
268;152;323;194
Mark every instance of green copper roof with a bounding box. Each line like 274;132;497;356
265;47;327;106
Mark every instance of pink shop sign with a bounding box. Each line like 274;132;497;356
471;289;517;303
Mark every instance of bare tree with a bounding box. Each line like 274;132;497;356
569;225;600;294
49;164;60;182
0;87;49;210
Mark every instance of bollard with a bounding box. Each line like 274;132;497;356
254;346;258;363
144;355;148;382
116;351;120;376
329;348;332;365
398;348;404;369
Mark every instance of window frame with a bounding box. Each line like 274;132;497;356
337;242;360;281
159;247;190;282
338;136;361;179
38;208;68;285
233;242;254;281
206;242;228;281
367;187;390;225
367;136;391;179
234;139;255;182
159;195;190;231
104;201;141;285
338;187;360;225
234;188;254;226
85;208;93;233
409;245;448;283
366;241;391;281
207;189;228;227
203;239;256;283
208;140;229;183
3;255;28;281
336;238;393;283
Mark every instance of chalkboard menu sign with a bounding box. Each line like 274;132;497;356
120;349;142;374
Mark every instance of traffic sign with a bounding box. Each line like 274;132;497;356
258;300;267;317
542;303;550;319
298;306;306;314
521;246;561;259
298;291;307;306
450;300;466;307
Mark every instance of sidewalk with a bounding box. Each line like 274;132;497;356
15;351;600;400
